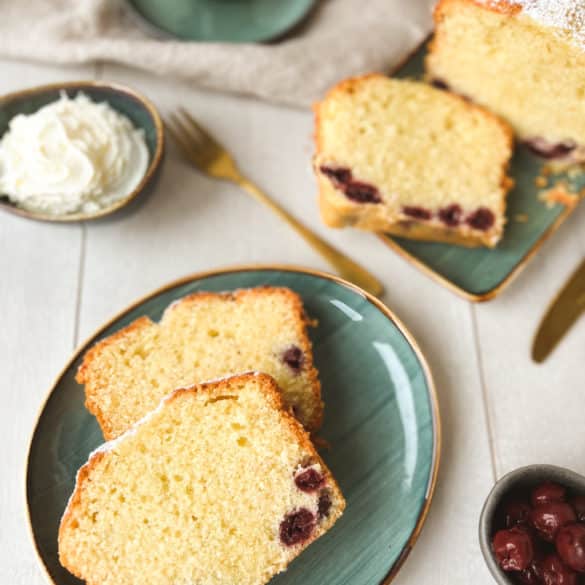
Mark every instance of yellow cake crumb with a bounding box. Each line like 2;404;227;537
534;176;548;188
77;287;323;439
538;181;580;208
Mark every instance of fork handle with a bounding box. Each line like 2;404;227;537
238;178;383;297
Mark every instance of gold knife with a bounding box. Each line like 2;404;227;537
532;258;585;363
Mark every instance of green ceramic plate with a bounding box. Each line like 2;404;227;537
26;266;440;585
380;45;584;302
128;0;316;43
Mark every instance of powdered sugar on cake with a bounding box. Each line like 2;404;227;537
480;0;585;48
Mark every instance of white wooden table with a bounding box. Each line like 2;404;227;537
1;56;584;585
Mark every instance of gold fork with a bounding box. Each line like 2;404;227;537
166;108;383;297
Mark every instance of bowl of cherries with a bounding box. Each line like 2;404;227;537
480;464;585;585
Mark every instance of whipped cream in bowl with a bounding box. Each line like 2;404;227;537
0;82;164;222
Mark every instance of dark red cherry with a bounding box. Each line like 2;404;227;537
518;562;544;584
541;554;578;585
556;524;585;573
517;548;547;585
402;205;432;220
466;207;495;231
493;527;534;571
294;467;325;493
570;496;585;522
504;498;532;528
282;346;304;373
438;204;463;227
319;165;352;186
279;509;316;546
320;165;382;204
532;483;567;507
525;138;576;160
531;503;576;542
431;78;449;90
318;491;332;519
344;181;381;204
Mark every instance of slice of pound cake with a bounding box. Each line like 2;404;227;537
78;287;323;440
427;0;585;162
314;75;514;248
59;373;345;585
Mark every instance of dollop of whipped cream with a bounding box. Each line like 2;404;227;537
0;92;149;215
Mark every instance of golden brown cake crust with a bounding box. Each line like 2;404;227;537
59;373;345;584
77;315;155;440
313;74;514;248
314;72;513;148
434;0;522;19
77;287;323;439
58;448;105;581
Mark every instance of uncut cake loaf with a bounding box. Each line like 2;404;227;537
314;75;514;248
59;373;345;585
427;0;585;162
78;287;323;439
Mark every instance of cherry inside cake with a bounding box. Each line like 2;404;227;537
427;0;585;166
314;75;514;248
58;373;345;585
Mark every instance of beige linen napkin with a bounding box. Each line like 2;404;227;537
0;0;435;107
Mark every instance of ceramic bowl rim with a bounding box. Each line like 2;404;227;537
24;263;442;585
0;79;165;223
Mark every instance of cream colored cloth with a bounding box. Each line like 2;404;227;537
0;0;435;107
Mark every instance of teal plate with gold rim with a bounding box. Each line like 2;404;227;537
380;45;584;302
26;266;440;585
128;0;316;43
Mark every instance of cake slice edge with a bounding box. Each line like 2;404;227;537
313;74;515;248
59;372;345;584
77;286;324;439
